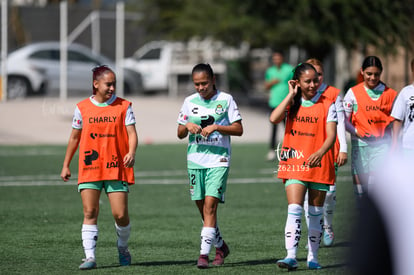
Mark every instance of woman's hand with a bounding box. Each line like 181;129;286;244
307;150;324;168
60;167;71;182
123;153;136;168
337;152;348;167
288;80;298;96
200;124;217;138
186;122;202;135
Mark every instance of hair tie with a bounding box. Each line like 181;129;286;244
292;63;302;73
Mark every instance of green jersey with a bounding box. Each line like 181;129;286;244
177;90;242;169
265;63;294;108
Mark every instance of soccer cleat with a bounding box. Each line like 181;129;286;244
79;258;96;270
308;261;322;270
197;255;209;269
118;246;131;266
212;241;230;266
323;229;334;247
276;258;298;271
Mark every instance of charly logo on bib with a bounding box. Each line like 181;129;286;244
215;104;224;115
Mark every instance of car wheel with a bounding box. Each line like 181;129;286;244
7;76;31;99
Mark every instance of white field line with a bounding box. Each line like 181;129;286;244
0;148;65;156
0;170;353;186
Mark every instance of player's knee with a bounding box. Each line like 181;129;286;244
113;213;129;226
83;207;99;220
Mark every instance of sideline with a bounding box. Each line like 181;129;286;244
0;175;352;186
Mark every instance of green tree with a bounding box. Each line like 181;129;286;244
129;0;414;59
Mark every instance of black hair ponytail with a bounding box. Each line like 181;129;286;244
289;63;317;119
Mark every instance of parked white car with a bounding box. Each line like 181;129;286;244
123;41;181;92
123;40;229;94
6;50;48;99
5;41;143;98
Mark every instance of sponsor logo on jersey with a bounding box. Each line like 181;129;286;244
200;115;215;128
88;116;117;124
367;119;386;125
178;112;188;122
409;103;414;122
292;116;319;123
195;136;220;144
365;105;388;112
73;117;81;126
106;155;119;169
344;102;352;109
290;128;315;137
84;150;99;165
90;133;116;139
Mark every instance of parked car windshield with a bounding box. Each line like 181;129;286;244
68;50;99;63
30;49;99;64
30;50;59;60
135;48;161;60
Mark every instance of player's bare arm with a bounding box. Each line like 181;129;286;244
61;128;82;181
177;122;202;139
123;124;137;168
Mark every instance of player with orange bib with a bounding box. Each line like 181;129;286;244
60;65;138;270
343;56;397;200
303;58;348;248
270;63;337;270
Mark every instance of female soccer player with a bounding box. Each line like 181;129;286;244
303;58;348;247
270;63;337;270
343;56;397;199
177;63;243;268
60;65;138;270
391;58;414;154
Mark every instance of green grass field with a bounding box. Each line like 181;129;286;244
0;143;356;274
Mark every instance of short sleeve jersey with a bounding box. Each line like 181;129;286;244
177;90;242;169
391;84;414;149
72;95;136;129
